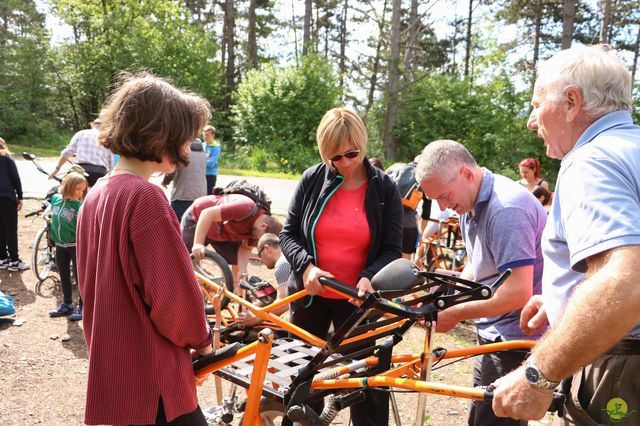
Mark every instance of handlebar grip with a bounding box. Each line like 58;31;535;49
484;390;565;414
24;210;41;218
318;276;361;299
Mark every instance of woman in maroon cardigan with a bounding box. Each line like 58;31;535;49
76;74;213;425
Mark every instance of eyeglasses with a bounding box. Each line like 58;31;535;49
257;245;266;257
330;150;360;162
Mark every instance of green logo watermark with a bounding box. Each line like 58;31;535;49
604;398;637;423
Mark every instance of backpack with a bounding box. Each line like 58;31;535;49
211;179;272;218
0;290;16;317
386;162;423;210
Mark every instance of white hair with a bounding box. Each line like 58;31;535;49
415;140;477;183
536;44;632;120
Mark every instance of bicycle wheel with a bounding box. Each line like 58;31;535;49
194;250;235;310
32;226;56;282
241;397;298;426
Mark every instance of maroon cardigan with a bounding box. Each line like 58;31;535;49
77;174;211;425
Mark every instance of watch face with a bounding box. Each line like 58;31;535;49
525;366;540;384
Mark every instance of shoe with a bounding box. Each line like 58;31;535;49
50;303;73;318
7;260;29;272
69;305;83;321
0;258;10;269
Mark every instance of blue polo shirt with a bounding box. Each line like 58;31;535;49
543;110;640;337
461;169;547;342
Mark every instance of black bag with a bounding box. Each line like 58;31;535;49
386;163;423;210
211;179;272;218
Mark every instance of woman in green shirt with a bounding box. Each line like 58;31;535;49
49;171;88;321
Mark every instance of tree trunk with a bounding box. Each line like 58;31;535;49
464;0;473;78
632;23;640;84
366;0;388;115
530;0;542;95
561;0;575;49
599;0;611;44
291;0;299;65
339;0;348;90
403;0;419;78
303;0;312;56
247;0;257;70
384;0;401;161
223;0;236;100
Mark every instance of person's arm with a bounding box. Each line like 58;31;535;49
50;136;77;178
7;158;23;210
435;265;533;332
540;180;550;191
493;245;640;420
131;204;212;350
192;205;222;260
235;245;251;284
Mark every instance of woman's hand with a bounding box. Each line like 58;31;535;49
191;243;206;262
349;277;374;306
302;264;333;295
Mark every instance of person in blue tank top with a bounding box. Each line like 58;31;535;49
203;125;220;194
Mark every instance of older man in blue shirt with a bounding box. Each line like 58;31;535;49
492;45;640;424
416;140;547;426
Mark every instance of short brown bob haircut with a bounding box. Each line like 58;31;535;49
59;171;88;199
316;107;367;165
99;73;211;168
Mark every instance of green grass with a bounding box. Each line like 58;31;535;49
9;144;61;158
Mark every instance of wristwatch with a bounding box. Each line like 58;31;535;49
524;358;560;390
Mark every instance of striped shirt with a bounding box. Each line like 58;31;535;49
61;128;113;171
77;174;211;424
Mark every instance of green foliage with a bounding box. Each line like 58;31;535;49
231;55;341;173
368;73;560;185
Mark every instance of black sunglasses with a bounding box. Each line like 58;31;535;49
330;150;360;162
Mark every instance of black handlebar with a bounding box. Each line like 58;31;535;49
318;276;361;299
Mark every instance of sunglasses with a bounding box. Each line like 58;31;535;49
330;150;360;162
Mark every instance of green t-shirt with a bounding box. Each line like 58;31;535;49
50;194;82;245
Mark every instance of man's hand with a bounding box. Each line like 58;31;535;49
16;200;23;212
435;307;462;332
192;243;206;262
303;264;333;295
519;295;548;336
238;311;260;328
492;366;553;420
349;277;374;306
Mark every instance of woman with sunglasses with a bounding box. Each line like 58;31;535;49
280;107;402;425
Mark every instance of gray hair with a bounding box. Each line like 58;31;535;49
415;140;477;183
536;44;632;120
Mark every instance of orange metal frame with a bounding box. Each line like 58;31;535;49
194;272;537;425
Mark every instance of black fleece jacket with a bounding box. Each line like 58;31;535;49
0;155;23;202
280;158;402;295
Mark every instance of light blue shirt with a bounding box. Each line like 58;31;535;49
543;110;640;337
206;143;221;176
461;169;547;341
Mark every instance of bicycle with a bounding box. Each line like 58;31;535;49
192;258;564;425
417;217;467;272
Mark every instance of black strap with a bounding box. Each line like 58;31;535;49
606;338;640;356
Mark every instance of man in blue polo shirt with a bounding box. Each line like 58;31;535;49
415;140;547;426
492;45;640;424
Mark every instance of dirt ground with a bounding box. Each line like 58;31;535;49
0;199;552;425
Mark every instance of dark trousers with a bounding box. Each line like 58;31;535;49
469;335;529;426
0;198;19;261
78;163;107;187
291;297;390;426
206;174;217;195
152;398;207;426
55;244;81;307
170;200;193;223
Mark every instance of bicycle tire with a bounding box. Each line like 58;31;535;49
32;225;55;282
194;250;235;310
240;397;300;426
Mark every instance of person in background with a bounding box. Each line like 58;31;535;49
203;125;220;194
531;185;552;209
50;117;113;186
280;107;402;425
368;157;384;170
416;140;547;426
237;233;291;327
76;73;213;425
162;140;208;221
0;137;28;271
492;45;640;424
517;158;549;192
49;171;88;321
